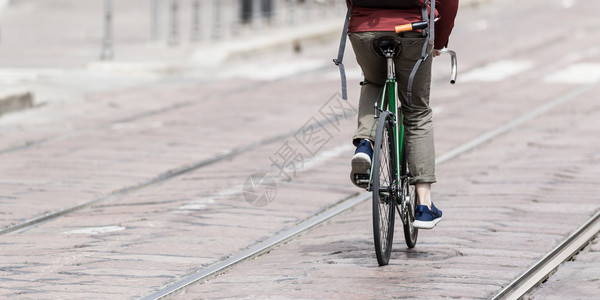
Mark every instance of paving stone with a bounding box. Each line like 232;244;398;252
1;0;600;299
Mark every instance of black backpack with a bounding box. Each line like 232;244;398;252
333;0;434;101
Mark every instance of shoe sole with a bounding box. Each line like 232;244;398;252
413;218;441;230
350;153;371;188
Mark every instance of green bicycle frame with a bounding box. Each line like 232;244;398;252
370;77;405;187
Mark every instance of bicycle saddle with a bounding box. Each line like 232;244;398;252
372;37;401;57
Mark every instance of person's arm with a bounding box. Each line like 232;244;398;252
434;0;459;50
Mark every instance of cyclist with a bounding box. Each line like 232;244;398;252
349;0;459;229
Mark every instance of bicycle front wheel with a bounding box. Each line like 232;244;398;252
372;111;397;266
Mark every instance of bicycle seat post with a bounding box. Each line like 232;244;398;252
384;49;395;81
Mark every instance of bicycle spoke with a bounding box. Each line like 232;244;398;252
401;164;419;248
372;112;396;266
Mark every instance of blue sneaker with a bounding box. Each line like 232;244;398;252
413;203;442;229
350;140;373;188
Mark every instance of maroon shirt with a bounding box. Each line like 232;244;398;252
348;0;459;49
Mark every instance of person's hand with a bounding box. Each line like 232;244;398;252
433;49;441;57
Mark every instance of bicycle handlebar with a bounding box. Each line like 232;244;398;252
394;21;458;84
438;48;457;84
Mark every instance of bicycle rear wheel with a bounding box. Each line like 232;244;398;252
401;170;418;248
372;111;397;266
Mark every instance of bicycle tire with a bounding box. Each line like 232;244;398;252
401;167;418;248
372;111;397;266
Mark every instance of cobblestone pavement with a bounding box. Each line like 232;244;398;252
1;0;599;299
177;0;600;298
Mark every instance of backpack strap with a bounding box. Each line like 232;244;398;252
407;0;434;106
428;0;435;44
333;4;352;100
335;1;434;103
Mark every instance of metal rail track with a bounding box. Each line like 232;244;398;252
0;66;337;236
140;83;596;299
492;210;600;300
0;121;312;236
1;37;585;235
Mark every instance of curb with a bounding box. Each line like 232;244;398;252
0;90;34;117
188;19;341;68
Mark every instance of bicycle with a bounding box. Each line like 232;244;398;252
359;24;458;266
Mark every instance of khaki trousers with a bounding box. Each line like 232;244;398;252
349;31;436;184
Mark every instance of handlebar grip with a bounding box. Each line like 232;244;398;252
395;23;414;33
395;21;428;33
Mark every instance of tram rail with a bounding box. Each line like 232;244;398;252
140;82;598;299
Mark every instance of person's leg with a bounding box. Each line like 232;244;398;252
395;34;442;229
348;32;390;188
416;183;431;209
395;34;436;200
348;32;387;146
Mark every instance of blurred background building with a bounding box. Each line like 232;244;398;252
0;0;346;61
0;0;347;112
161;0;344;42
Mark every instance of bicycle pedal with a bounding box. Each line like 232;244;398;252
354;174;370;186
